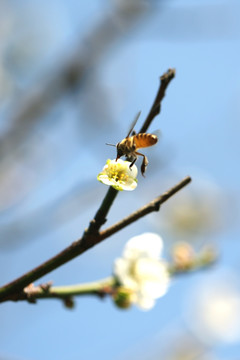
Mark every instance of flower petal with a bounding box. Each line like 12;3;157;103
123;233;163;260
97;159;138;191
113;232;170;311
136;296;156;310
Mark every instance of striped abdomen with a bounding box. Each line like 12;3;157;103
132;133;158;149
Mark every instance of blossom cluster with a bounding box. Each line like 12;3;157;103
113;233;170;310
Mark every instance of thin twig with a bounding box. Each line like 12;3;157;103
8;277;115;303
139;68;175;133
99;176;191;240
0;176;191;303
84;186;118;237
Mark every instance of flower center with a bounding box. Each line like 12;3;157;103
108;167;128;183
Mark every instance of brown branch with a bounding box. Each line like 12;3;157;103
99;176;191;240
0;185;119;302
0;176;191;303
85;186;118;237
139;68;175;133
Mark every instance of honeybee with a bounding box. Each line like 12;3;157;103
107;111;158;176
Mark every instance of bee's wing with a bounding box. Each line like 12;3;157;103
126;111;141;138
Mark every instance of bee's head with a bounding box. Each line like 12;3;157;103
116;143;124;161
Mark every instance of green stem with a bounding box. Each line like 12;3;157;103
7;277;116;302
49;277;114;297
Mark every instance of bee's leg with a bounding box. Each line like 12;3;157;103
136;152;148;176
129;157;137;170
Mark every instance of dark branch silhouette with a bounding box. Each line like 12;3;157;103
0;176;191;303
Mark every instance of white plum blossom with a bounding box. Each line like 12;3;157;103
114;233;170;310
97;159;138;191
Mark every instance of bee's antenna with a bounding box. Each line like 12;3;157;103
106;143;116;147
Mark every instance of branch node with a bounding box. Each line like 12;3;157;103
154;202;161;212
40;281;53;292
63;296;75;309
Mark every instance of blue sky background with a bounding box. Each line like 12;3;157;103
0;0;240;359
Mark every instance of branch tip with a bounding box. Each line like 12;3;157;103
160;68;176;82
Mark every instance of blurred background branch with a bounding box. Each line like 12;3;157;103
0;0;158;251
0;0;149;160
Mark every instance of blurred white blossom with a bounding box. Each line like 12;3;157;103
184;270;240;344
97;159;138;191
151;176;226;242
114;233;170;310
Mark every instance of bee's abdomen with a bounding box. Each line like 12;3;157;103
134;133;158;148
